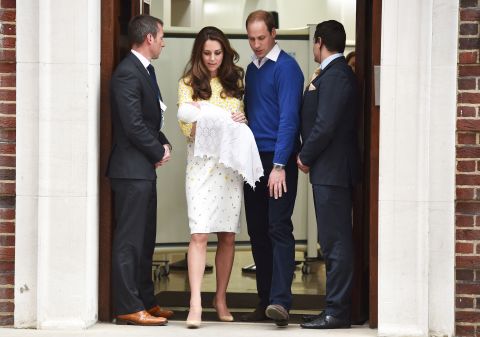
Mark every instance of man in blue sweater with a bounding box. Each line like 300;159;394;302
241;10;304;327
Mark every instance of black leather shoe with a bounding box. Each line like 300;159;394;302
265;304;289;327
240;306;268;322
302;311;324;322
300;315;350;329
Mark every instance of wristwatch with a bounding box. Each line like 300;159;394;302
273;164;285;171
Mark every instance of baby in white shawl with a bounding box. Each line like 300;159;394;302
178;101;263;187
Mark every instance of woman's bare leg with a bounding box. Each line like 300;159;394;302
187;233;208;324
214;232;235;318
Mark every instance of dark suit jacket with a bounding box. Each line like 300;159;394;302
299;57;361;187
106;52;170;181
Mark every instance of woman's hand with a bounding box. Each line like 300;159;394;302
231;111;247;124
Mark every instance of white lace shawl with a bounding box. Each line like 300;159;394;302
178;101;263;187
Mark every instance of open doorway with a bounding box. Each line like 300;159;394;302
99;0;381;328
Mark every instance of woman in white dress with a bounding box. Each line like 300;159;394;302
177;26;248;328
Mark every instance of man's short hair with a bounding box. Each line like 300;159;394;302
314;20;346;53
128;15;163;46
245;10;276;33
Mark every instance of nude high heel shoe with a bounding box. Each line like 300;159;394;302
186;319;201;329
212;297;234;322
186;306;202;329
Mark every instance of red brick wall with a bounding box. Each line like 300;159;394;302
456;1;480;336
0;0;15;327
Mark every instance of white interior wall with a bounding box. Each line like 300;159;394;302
171;0;191;27
15;0;100;329
157;0;356;43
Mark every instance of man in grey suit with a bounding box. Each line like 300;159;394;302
106;15;173;326
297;20;361;329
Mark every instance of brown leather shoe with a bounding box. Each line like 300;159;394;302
147;305;174;319
116;310;167;326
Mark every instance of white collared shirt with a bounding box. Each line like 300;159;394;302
320;53;343;70
130;49;167;117
251;43;281;69
131;49;151;72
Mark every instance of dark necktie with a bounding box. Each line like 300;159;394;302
147;64;162;100
146;64;164;129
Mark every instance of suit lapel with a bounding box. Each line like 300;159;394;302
127;53;160;100
127;52;164;129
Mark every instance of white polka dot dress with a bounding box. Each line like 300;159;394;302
178;77;244;234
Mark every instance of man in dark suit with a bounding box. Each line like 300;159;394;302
106;15;173;326
297;20;361;329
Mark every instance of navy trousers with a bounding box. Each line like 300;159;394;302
110;178;158;315
244;152;298;310
312;184;353;321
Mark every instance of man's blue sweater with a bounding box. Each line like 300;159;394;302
245;50;304;165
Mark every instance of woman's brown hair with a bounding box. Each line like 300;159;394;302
182;26;244;101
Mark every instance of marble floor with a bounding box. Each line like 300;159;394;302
153;248;326;296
